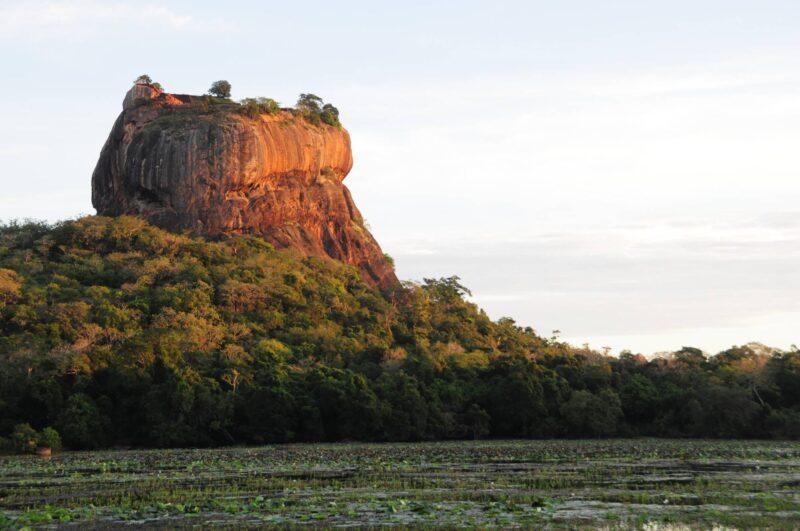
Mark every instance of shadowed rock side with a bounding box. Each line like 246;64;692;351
92;84;398;290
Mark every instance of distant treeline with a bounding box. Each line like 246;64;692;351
0;217;798;449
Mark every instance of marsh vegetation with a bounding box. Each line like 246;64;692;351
1;439;798;528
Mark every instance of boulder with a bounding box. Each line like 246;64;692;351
92;87;398;291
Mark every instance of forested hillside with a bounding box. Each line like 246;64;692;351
0;216;798;449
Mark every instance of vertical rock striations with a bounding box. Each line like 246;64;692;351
92;84;398;290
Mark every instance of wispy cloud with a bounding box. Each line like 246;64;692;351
387;212;800;353
387;213;800;261
0;0;233;39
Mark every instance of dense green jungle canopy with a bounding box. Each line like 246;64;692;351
0;216;798;449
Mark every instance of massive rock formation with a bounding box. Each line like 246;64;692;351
92;84;397;290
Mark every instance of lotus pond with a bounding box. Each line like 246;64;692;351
1;439;799;528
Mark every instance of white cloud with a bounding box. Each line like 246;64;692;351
345;53;800;250
0;0;232;38
0;25;796;354
348;56;800;353
386;212;800;354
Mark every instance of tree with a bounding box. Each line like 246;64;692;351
239;97;280;118
0;268;22;308
560;389;623;437
256;97;280;113
209;80;232;99
464;404;490;439
484;357;547;436
296;93;323;114
696;384;762;438
295;94;343;127
3;215;800;448
10;423;38;454
422;276;472;305
57;394;106;449
38;427;62;450
306;367;381;441
673;347;707;368
320;103;341;127
620;373;658;426
134;74;152;85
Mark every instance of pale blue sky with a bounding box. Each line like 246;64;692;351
1;1;799;354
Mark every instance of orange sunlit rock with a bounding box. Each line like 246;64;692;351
92;87;398;291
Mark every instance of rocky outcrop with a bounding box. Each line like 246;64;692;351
92;84;397;290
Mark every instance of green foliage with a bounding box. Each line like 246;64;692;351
423;275;472;302
560;389;623;437
8;423;60;453
38;427;62;450
57;394;106;449
0;268;22;308
320;103;340;127
11;423;39;453
296;93;322;114
2;440;798;528
239;97;280;118
0;216;797;447
620;373;658;424
208;80;232;99
296;94;341;127
464;403;490;439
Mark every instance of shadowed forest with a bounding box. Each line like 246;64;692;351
1;216;799;450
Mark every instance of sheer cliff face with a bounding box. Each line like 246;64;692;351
92;85;397;290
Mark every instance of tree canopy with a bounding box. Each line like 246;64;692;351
208;80;232;99
0;216;798;449
296;94;341;127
